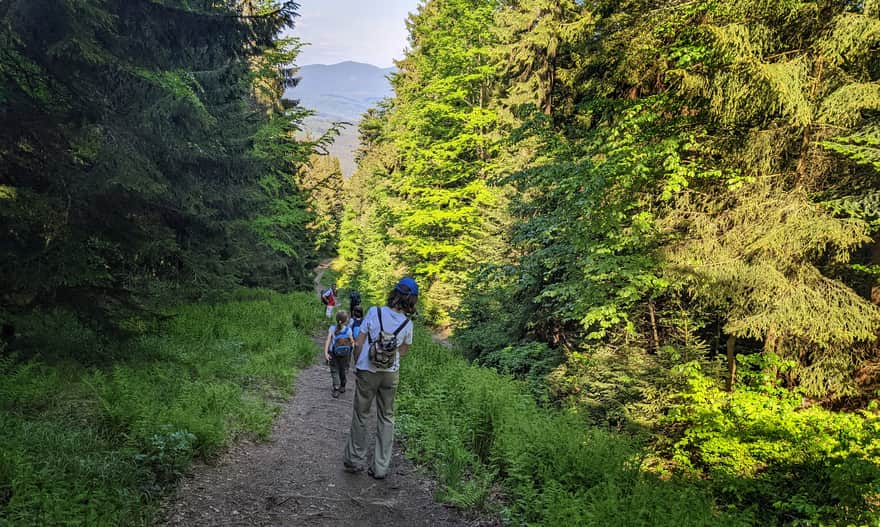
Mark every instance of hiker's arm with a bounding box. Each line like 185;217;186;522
397;343;410;358
323;333;332;361
353;331;367;367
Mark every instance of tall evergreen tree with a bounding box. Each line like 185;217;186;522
0;0;315;335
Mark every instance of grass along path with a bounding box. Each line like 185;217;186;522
396;329;752;527
160;334;477;526
160;260;480;525
0;290;320;526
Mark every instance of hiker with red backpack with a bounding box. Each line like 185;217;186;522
320;284;337;319
324;310;354;399
343;277;418;480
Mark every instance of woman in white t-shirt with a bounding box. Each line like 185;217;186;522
342;277;418;480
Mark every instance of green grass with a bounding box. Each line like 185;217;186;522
0;289;321;526
397;328;751;527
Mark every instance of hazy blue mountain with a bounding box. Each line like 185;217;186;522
288;61;395;120
286;61;395;176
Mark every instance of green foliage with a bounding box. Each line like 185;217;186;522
452;264;531;357
823;128;880;173
477;341;561;403
664;185;880;397
135;429;198;486
337;0;511;325
0;0;319;331
298;154;348;256
345;0;880;523
0;290;321;526
398;329;746;526
664;364;880;525
546;346;678;432
335;109;409;302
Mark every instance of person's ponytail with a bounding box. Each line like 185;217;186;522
334;310;350;335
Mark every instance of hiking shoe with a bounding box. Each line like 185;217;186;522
331;388;339;399
343;463;363;474
367;467;386;480
339;386;346;393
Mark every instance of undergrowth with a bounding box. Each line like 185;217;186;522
396;329;748;527
398;328;880;526
0;289;320;526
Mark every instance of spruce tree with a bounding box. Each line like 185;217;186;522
0;0;315;336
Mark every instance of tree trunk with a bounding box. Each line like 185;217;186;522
871;234;880;306
648;300;660;354
726;335;737;392
764;325;779;384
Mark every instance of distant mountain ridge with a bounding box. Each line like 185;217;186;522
286;61;395;176
288;61;395;121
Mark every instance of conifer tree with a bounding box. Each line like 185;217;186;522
342;0;506;323
299;154;347;255
0;0;315;332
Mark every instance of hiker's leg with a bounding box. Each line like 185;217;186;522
344;370;378;468
338;355;350;389
372;370;399;477
329;356;342;390
325;305;333;318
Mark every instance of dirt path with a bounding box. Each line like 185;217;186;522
313;259;332;295
160;262;477;526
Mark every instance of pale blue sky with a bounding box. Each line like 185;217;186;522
288;1;421;68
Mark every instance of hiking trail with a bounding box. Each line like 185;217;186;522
160;262;482;526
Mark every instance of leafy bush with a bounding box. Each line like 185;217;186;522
452;264;532;360
477;341;562;402
400;328;880;525
663;363;880;526
11;308;109;363
545;345;681;433
0;290;321;526
136;429;198;486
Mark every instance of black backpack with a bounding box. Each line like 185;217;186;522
349;290;362;308
367;307;409;369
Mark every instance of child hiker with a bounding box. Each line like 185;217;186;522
324;310;354;399
349;304;364;341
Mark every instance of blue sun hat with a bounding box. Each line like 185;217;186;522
396;277;419;296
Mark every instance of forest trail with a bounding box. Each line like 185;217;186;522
160;262;476;526
313;259;332;295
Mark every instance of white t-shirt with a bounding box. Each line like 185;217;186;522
355;306;413;373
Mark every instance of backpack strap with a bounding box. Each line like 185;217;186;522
368;307;382;345
391;317;410;337
369;307;410;341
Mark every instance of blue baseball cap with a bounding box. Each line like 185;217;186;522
396;277;419;296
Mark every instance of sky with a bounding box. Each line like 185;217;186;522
288;1;421;68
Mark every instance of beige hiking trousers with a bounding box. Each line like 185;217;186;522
343;369;399;477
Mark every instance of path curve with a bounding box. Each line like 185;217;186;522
313;259;332;295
